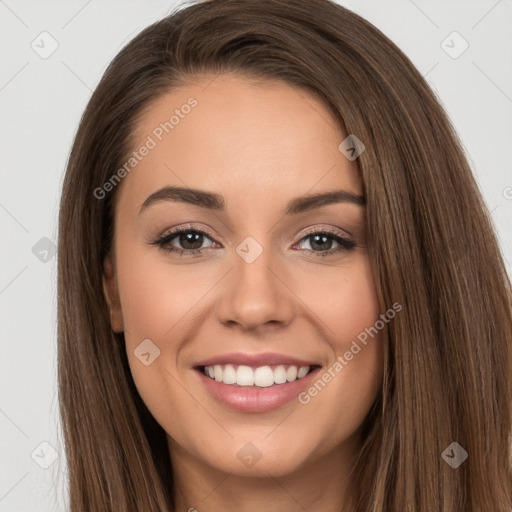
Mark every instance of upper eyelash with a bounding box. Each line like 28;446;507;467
150;226;356;257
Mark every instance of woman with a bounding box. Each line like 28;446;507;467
57;0;512;510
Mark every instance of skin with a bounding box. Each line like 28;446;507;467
103;73;384;512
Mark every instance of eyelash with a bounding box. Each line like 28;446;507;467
150;225;356;258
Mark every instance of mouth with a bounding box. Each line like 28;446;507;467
193;359;322;413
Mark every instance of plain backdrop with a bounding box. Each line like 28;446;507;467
0;0;511;510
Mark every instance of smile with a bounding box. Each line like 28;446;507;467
193;352;322;412
202;364;313;387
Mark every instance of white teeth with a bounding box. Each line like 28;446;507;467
214;365;223;382
222;364;237;385
297;366;309;379
236;365;254;386
274;365;287;384
254;366;274;387
286;365;297;382
203;364;312;387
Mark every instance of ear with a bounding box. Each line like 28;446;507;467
102;255;124;333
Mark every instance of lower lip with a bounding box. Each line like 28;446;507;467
195;367;320;413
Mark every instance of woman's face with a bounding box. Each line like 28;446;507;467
104;74;384;479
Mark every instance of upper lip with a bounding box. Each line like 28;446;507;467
194;352;320;368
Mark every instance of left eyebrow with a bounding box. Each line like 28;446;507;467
284;189;366;214
139;186;366;215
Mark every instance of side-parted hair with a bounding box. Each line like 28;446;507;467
57;0;512;510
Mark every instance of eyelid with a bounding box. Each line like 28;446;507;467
298;224;353;241
156;223;219;241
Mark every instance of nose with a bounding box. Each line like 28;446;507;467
216;244;295;331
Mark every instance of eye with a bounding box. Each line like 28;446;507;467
151;226;217;256
294;229;356;257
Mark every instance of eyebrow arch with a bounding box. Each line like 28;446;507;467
139;186;365;215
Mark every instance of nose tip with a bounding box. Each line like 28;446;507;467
216;252;295;331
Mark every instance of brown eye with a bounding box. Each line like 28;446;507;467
174;231;205;250
295;230;356;257
152;227;217;255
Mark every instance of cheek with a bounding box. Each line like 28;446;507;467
115;247;212;340
337;265;381;343
293;258;384;436
113;247;216;424
297;256;381;345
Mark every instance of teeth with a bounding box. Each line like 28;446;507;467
214;365;223;382
297;366;309;379
274;365;287;384
286;365;297;382
236;365;254;386
254;366;274;387
203;364;312;387
222;364;237;384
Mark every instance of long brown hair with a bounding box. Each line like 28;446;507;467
57;0;512;509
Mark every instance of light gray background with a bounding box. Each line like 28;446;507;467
1;0;511;510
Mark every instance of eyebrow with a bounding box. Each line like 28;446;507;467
139;186;365;215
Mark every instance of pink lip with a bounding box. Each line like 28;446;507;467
193;351;319;368
195;366;321;413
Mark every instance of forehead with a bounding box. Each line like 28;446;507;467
116;73;362;215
